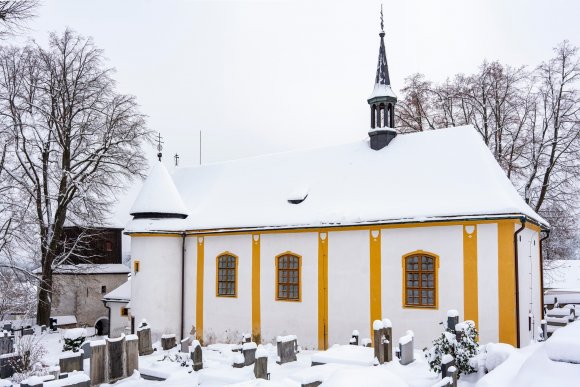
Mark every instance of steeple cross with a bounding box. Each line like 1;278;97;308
156;133;164;162
380;4;384;32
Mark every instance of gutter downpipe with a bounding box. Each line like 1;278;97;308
539;229;551;319
514;217;526;348
181;232;186;340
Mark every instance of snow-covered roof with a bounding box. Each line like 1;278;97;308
126;126;546;233
129;162;188;217
544;260;580;289
103;280;131;302
33;264;130;275
369;83;397;100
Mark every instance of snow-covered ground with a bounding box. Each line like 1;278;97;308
6;322;580;387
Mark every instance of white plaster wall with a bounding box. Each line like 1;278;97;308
477;223;499;344
381;226;464;349
130;236;183;342
327;230;370;345
107;301;130;338
203;234;252;344
517;226;542;346
182;237;198;338
260;232;319;349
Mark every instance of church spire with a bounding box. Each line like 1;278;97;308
367;6;397;150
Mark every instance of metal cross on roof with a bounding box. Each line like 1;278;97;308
174;153;180;167
380;4;384;32
156;133;164;162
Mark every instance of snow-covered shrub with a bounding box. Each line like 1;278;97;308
483;343;514;372
10;334;48;382
62;328;87;352
424;320;479;377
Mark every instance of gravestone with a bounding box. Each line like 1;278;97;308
49;365;61;380
90;341;106;386
361;338;372;347
80;341;92;360
0;353;21;379
242;333;251;344
125;335;139;377
446;365;458;387
242;342;257;366
447;310;459;334
382;320;393;363
441;354;455;379
254;350;268;380
276;336;297;364
161;334;176;350
540;320;548;341
2;323;11;332
372;320;385;365
233;352;245;368
137;326;153;356
0;332;14;355
180;336;192;353
350;330;359;346
398;332;415;365
190;341;203;371
301;382;322;387
22;327;34;336
107;336;126;383
59;352;83;373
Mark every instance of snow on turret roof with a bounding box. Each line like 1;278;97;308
129;162;188;217
369;83;397;100
103;279;131;302
126;126;546;233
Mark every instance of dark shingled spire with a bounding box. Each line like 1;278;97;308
374;6;390;87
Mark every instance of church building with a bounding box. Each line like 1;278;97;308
125;21;548;350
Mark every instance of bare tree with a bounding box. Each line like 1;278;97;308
0;29;152;325
0;0;39;38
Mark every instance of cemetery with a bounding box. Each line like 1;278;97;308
0;309;579;386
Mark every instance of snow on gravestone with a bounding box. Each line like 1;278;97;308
447;310;459;334
398;330;415;366
254;347;268;380
190;340;203;371
372;320;385;365
242;342;257;366
107;335;127;383
350;330;359;346
382;318;393;363
0;332;13;356
180;336;192;353
276;335;298;364
136;322;153;356
161;334;176;350
90;340;106;385
545;321;580;364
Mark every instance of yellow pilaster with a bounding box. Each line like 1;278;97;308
463;225;478;329
196;237;205;344
369;229;382;340
498;221;517;346
318;232;329;350
252;234;261;343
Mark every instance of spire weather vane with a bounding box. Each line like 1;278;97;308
156;133;164;162
380;4;384;32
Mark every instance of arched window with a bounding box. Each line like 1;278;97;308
276;253;301;301
403;252;438;308
217;253;237;297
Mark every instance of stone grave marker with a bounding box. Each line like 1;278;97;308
350;330;359;346
59;351;83;373
398;331;415;365
372;320;385;365
107;335;127;383
80;341;92;360
540;320;547;341
242;342;257;366
441;354;455;379
254;348;268;380
447;310;459;334
0;353;21;379
276;335;297;364
137;325;153;356
1;323;11;332
0;332;14;356
161;334;176;350
90;340;106;386
190;340;203;371
382;318;393;362
180;336;192;353
22;327;34;336
242;333;251;344
125;335;139;377
233;352;245;368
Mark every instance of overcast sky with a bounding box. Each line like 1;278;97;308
18;0;580;228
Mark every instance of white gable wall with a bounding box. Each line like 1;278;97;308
203;234;253;344
477;223;499;344
327;230;370;345
381;225;464;349
260;232;319;349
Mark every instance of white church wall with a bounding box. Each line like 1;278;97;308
477;223;499;344
381;225;464;349
130;236;183;341
182;236;198;338
327;230;370;346
203;234;252;344
260;232;319;349
107;301;129;338
517;226;542;346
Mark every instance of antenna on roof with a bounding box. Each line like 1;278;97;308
156;133;164;162
174;153;179;167
380;4;384;32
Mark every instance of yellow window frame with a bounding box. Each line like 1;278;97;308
402;250;439;309
216;252;238;298
275;252;302;302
